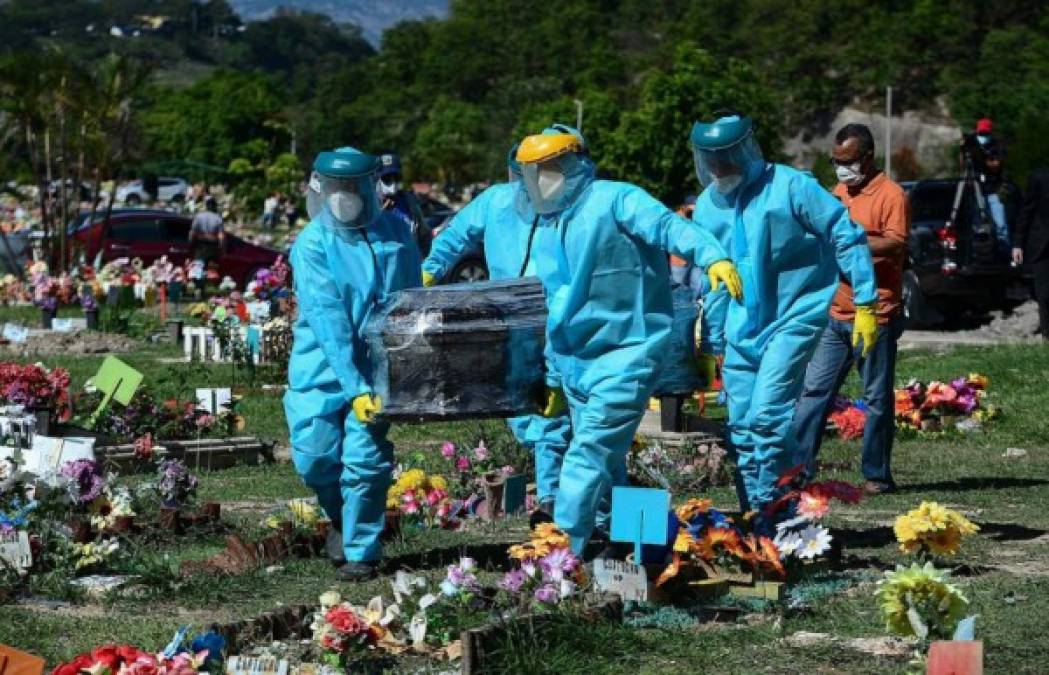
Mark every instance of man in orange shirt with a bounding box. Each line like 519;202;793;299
793;124;910;494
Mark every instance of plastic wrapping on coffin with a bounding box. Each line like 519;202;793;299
365;277;548;421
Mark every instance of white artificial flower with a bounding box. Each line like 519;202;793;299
795;524;833;560
319;590;342;609
773;529;803;558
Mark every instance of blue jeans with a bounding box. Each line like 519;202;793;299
793;314;905;486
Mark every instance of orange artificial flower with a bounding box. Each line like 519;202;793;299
676;498;713;522
695;527;745;561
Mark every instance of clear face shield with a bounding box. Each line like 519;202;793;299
692;132;764;194
306;171;379;229
519;153;582;215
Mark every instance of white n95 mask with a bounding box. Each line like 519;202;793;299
328;192;363;223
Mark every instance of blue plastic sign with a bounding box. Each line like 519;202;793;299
610;487;671;562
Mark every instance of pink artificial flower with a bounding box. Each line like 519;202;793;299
401;493;420;514
426;488;447;506
440;441;456;459
456;456;471;472
473;441;489;462
163;653;199;675
501;465;515;477
119;655;160;675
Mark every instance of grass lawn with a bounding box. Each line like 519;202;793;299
0;318;1046;674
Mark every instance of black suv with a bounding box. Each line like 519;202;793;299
902;179;1030;326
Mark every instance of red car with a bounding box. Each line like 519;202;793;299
70;209;282;287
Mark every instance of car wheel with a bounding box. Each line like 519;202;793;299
902;269;934;328
449;259;488;284
125;193;141;206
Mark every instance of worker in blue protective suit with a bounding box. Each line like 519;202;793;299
516;126;742;555
690;113;878;525
283;147;422;580
420;144;571;521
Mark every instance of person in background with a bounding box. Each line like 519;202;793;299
1014;166;1049;339
516;125;741;555
262;192;280;229
376;152;429;255
283;147;422;580
189;196;225;263
690;112;877;525
669;195;705;297
422;143;571;524
794;123;910;495
979;141;1023;259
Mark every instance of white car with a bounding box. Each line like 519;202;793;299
115;177;189;205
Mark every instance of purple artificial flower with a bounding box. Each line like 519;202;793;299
440;442;456;459
500;569;527;593
156;458;198;507
60;459;104;505
473;441;489;462
539;547;578;582
534;583;560;604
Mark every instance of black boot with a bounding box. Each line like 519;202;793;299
529;499;555;529
335;560;378;581
325;526;346;566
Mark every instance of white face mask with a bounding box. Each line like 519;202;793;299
835;163;864;186
714;174;743;194
377;179;399;197
328;192;363;223
537;166;566;202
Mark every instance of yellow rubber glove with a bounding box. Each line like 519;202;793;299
852;304;879;358
422;271;437;287
707;259;743;301
542;387;566;417
351;393;383;424
697;353;718;389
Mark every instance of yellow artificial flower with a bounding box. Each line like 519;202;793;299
894;501;980;555
288;499;319;526
430;475;448;491
673;530;695;553
877;562;968;639
398;468;427;491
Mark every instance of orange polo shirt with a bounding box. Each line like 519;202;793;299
830;172;910;323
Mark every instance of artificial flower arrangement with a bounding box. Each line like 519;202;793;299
245;256;292;302
827;395;869;440
504;523;587;607
628;436;730;492
74;386;239;443
893;501;980;557
764;468;863;567
264;498;320;532
895;373;998;434
876;561;974;666
156;458;198;508
386;468;453;528
29;261;58;314
0;361;72;417
654;498;785;589
97;257;142;288
0;273;30;304
49;629;224;675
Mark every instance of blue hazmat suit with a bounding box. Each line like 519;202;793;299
283;207;422;563
693;162;877;515
422;182;571;504
531;169;730;553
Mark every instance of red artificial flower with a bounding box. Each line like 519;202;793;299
90;647;121;672
818;480;863;504
796;489;831;519
51;653;94;675
325;606;370;636
117;654;159;675
829;406;866;440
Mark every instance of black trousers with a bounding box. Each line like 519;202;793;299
1034;257;1049;338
